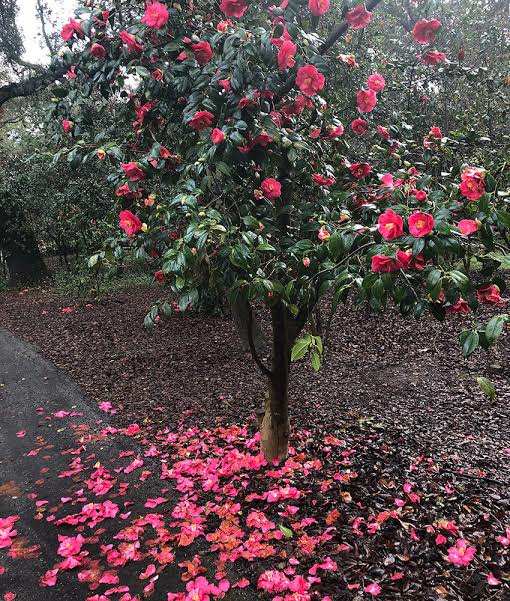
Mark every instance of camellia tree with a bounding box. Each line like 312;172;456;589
51;0;510;460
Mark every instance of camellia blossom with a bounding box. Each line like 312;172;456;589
308;0;330;17
367;73;385;92
62;119;73;133
408;212;434;237
459;166;485;201
318;226;331;241
119;210;142;237
220;0;248;18
312;174;336;187
121;162;146;181
349;162;372;179
189;110;215;131
296;65;325;97
61;19;84;41
90;43;107;59
378;209;403;240
356;88;377;112
371;254;399;273
457;219;479;236
350;118;368;135
210;128;225;144
346;4;373;30
477;284;506;306
278;40;297;71
261;178;282;200
365;582;382;596
141;1;169;29
191;41;213;65
412;18;441;44
422;50;447;65
119;31;143;53
446;538;476;566
429;126;442;139
257;570;289;593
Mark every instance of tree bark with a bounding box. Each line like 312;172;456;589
231;296;268;354
260;300;290;462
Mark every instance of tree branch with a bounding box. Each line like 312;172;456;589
0;62;67;108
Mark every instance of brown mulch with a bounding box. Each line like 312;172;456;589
0;284;509;483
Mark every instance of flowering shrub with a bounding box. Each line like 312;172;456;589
52;0;509;459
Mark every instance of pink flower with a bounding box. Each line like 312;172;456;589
346;4;373;30
303;257;310;267
367;73;385;92
377;125;390;140
141;1;169;29
257;570;289;593
210;128;225;144
408;212;434;237
412;188;427;201
477;284;506;306
220;0;248;18
422;50;447;65
192;41;213;65
446;538;476;566
119;210;142;237
459;167;485;201
121;162;145;181
278;40;297;71
308;0;330;17
371;255;399;273
261;178;282;200
350;118;368;134
412;19;441;45
349;162;372;179
318;226;331;241
457;219;478;236
119;31;143;53
62;119;73;133
487;572;501;586
496;527;510;546
378;209;403;240
61;19;84;41
90;43;107;59
364;582;382;596
356;88;377;113
312;174;336;187
296;65;325;97
57;534;84;558
40;569;59;587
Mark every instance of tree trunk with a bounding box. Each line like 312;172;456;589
231;296;268;354
260;300;290;462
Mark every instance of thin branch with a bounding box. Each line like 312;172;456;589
36;0;56;57
247;303;273;378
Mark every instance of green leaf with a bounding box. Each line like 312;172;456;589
291;336;311;362
278;525;293;539
449;270;469;291
310;350;321;372
461;330;479;357
257;242;276;251
485;314;508;344
476;376;497;400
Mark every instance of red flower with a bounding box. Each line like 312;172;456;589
459;167;485;201
141;1;169;29
278;40;297;71
377;125;390;140
412;189;428;202
356;88;377;112
261;178;282;200
378;209;403;241
192;41;213;65
457;219;478;236
189;110;215;131
412;19;441;44
367;72;385;92
119;210;142;236
350;118;368;135
254;132;273;146
349;162;372;179
448;298;471;314
312;174;336;187
429;126;442;138
120;31;143;53
220;0;248;18
296;65;325;97
327;124;344;138
477;284;506;306
61;19;84;41
422;50;446;65
346;4;373;30
121;162;146;181
210;128;225;144
154;270;165;283
371;255;399;273
408;212;434;237
90;43;107;59
308;0;330;17
62;119;73;133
